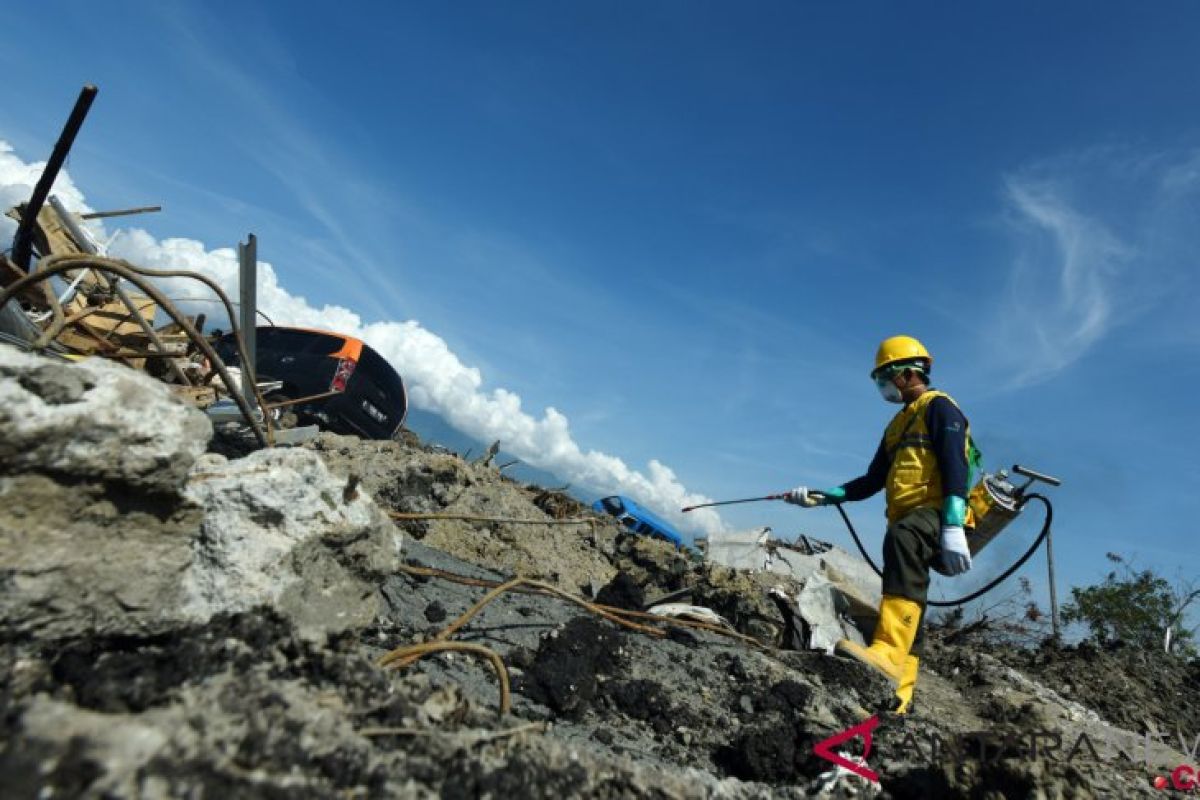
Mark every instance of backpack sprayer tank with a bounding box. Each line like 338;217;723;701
966;464;1061;555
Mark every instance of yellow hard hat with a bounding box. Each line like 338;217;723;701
873;335;932;376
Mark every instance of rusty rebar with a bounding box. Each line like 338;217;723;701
380;575;668;674
0;256;268;447
394;562;765;649
377;641;511;715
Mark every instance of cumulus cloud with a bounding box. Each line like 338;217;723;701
0;141;726;536
0;141;94;248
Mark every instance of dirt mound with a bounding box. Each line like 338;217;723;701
884;755;1098;800
305;433;621;594
988;639;1200;737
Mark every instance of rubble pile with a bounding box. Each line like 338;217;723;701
305;433;623;595
1;346;1196;798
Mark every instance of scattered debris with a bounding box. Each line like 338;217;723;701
707;526;882;651
1;88;408;453
648;603;733;629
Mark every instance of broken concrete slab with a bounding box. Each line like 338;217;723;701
0;448;403;646
182;448;402;640
0;344;211;493
0;346;405;645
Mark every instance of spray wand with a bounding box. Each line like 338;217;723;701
680;494;788;513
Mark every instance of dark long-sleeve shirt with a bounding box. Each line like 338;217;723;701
841;394;969;502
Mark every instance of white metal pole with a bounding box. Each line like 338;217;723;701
238;234;258;408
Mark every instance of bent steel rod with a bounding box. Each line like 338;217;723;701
47;195;192;386
0;257;268;448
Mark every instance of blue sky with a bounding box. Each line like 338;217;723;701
3;2;1199;621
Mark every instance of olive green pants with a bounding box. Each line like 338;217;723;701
880;506;942;657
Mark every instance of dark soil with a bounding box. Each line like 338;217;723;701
603;678;687;733
714;680;827;785
594;571;645;610
37;611;392;716
440;754;590;800
515;617;627;717
527;488;592;521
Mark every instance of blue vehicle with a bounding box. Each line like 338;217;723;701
592;495;686;548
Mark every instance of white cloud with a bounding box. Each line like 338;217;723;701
987;147;1200;388
0;141;94;249
997;177;1132;388
0;141;726;537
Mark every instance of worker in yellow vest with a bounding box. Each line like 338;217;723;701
785;335;976;714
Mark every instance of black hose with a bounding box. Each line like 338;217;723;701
831;493;1053;607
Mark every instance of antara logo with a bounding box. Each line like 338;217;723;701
1154;764;1198;792
812;714;881;783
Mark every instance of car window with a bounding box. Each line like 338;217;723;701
256;328;343;355
302;333;346;355
621;516;647;535
601;497;625;515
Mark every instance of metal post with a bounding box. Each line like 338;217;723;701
238;234;257;408
1046;523;1061;643
80;206;162;220
12;85;99;270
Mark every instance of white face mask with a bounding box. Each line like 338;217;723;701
876;378;903;404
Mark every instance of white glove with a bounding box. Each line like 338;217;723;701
940;525;972;576
783;486;822;507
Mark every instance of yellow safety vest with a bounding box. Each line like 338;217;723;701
883;389;976;525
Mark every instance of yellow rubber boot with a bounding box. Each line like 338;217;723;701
834;595;922;683
894;655;919;714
